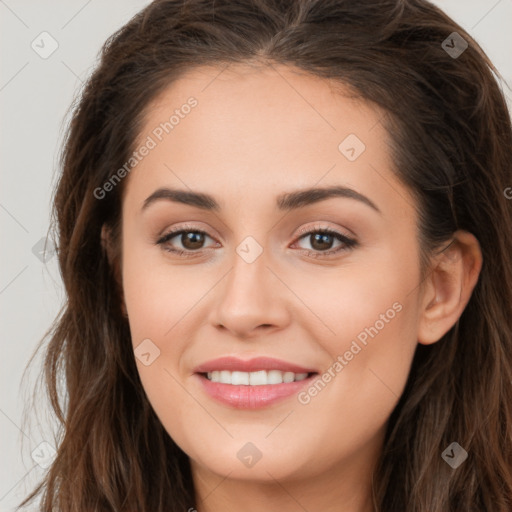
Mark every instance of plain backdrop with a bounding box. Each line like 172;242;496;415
1;1;511;510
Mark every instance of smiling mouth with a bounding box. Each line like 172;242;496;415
199;369;318;385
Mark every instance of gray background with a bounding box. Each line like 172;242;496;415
1;1;511;510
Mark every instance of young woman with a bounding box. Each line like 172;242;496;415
19;0;512;510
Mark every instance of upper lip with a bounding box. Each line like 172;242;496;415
193;356;317;374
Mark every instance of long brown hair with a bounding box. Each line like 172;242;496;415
18;0;512;510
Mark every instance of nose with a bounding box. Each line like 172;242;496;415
208;246;290;339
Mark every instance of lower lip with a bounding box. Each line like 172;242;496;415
195;373;318;409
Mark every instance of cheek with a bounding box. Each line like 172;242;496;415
290;247;419;356
290;295;418;474
313;297;418;408
121;241;217;412
121;235;209;344
291;251;420;430
121;251;201;441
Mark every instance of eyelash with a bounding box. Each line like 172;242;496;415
155;223;358;259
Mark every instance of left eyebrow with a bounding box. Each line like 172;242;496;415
276;185;381;214
141;185;381;214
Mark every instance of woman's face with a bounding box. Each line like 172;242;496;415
119;63;427;487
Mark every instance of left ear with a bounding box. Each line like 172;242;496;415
417;230;483;345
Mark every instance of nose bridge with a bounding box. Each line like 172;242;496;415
224;235;273;307
209;233;288;335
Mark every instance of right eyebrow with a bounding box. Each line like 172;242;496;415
142;187;220;212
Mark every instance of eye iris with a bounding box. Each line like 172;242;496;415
310;232;333;251
182;231;204;250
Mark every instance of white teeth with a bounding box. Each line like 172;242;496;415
204;370;310;385
267;370;284;384
231;371;250;385
283;371;295;383
249;370;267;385
219;370;231;384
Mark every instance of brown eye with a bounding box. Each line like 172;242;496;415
307;232;336;251
179;231;206;250
157;228;216;255
293;227;358;257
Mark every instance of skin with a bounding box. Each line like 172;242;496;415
103;62;482;512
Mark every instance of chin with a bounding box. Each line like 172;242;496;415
187;438;316;482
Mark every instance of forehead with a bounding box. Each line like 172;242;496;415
124;63;413;221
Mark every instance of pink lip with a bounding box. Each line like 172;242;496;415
192;356;319;409
194;373;318;409
192;356;317;374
